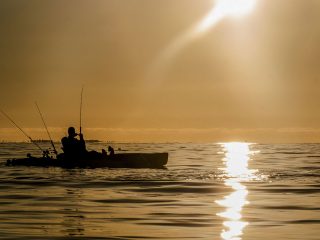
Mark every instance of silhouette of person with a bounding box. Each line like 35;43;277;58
61;127;87;159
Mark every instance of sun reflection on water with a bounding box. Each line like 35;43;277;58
216;142;258;240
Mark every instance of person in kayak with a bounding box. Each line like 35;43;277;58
61;127;87;159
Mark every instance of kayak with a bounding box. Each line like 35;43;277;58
6;152;169;169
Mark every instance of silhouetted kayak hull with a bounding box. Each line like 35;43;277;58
6;153;168;169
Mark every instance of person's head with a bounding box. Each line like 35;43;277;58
68;127;77;137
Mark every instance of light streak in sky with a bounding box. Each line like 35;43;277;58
147;0;257;85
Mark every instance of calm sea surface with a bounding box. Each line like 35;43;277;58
0;142;319;240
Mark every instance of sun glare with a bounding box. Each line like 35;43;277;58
148;0;258;85
216;0;257;17
198;0;257;33
215;142;256;239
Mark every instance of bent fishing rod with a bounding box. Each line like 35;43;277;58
80;86;84;135
35;102;58;156
0;109;44;153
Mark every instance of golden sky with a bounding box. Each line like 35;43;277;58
1;0;320;142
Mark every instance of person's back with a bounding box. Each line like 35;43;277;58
61;127;87;159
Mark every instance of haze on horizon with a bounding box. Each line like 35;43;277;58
1;0;320;143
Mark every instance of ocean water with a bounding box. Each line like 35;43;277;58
0;142;319;240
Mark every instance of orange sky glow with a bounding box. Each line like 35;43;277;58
1;0;320;143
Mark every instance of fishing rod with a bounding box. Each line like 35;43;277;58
0;109;44;153
80;86;84;135
35;102;58;156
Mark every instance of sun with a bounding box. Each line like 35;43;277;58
198;0;257;33
215;0;257;18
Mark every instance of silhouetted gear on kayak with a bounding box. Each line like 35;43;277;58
108;146;115;156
